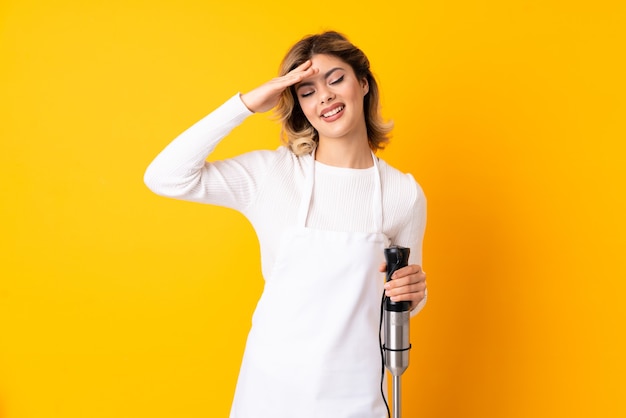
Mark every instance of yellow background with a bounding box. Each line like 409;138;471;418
1;0;625;417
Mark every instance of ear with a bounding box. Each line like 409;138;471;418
361;77;369;95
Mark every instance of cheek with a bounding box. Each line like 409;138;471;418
299;101;317;121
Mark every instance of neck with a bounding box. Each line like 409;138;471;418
315;125;373;168
315;140;373;168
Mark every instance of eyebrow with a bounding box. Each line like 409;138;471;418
295;67;345;90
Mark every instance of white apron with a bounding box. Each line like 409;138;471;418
230;153;390;418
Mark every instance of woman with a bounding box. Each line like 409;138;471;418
144;31;427;418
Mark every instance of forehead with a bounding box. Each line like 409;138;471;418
295;54;355;89
308;53;349;70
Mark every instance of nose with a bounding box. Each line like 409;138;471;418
320;87;334;104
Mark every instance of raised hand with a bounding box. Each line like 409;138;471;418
240;60;318;113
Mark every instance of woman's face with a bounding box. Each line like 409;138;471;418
294;54;369;143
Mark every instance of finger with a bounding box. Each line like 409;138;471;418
391;264;424;280
284;66;318;86
388;289;426;307
385;280;427;298
387;273;425;290
378;262;386;273
385;269;426;293
268;69;314;92
290;59;313;73
280;60;313;81
283;60;319;82
384;266;424;294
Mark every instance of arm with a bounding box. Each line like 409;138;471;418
144;61;318;210
382;179;428;314
143;94;260;210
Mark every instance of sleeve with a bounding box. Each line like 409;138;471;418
143;94;275;211
394;176;427;316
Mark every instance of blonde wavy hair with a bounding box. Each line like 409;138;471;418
274;31;393;156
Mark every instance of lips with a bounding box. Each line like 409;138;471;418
321;104;345;120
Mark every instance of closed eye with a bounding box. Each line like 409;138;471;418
330;75;344;85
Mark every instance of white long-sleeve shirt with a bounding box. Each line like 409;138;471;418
144;94;427;311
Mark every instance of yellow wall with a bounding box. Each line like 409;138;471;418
1;1;624;417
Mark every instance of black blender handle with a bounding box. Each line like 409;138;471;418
384;246;411;312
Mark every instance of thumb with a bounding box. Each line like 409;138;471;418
378;262;387;273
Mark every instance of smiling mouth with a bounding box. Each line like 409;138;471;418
322;105;344;118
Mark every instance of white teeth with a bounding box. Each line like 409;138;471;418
323;106;344;118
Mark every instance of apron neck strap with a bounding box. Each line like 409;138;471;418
297;150;383;232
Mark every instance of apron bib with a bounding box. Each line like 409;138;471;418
230;153;390;418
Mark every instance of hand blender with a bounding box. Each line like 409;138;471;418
383;245;412;418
